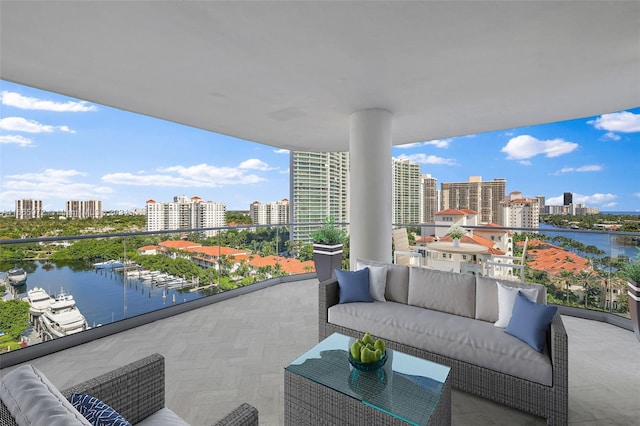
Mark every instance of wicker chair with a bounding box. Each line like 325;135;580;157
0;353;258;426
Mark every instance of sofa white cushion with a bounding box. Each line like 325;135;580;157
356;259;409;303
356;261;387;301
475;276;546;323
0;365;92;426
408;268;476;318
494;283;539;328
136;408;189;426
328;301;552;386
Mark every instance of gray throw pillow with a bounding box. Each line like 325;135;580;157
408;268;476;318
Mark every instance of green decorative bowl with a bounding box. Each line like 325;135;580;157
348;350;387;371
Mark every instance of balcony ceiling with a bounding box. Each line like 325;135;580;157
1;1;639;152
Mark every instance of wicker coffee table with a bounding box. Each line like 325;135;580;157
284;333;451;425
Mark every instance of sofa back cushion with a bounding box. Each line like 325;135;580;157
0;365;92;426
356;259;409;304
408;268;476;318
475;276;547;323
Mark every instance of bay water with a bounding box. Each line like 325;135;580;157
11;262;204;327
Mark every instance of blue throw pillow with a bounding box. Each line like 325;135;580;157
505;291;558;352
69;393;131;426
335;268;373;304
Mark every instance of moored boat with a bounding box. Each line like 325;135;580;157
24;287;54;317
93;259;124;269
7;267;27;285
38;288;89;341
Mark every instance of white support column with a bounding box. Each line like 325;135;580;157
349;109;393;268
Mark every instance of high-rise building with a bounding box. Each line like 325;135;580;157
421;174;438;224
15;199;43;219
501;191;539;232
392;158;421;225
290;151;349;243
146;195;226;237
250;199;290;225
66;200;103;219
563;192;573;206
440;176;506;225
535;195;546;214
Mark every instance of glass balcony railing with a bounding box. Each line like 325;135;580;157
0;219;636;361
0;223;320;355
398;222;638;324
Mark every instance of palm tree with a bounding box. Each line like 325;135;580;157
577;270;600;309
558;270;575;305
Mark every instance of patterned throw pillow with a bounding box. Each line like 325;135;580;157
69;393;132;426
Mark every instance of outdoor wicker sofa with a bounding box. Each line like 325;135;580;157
0;353;258;426
319;260;568;426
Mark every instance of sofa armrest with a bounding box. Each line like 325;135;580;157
212;402;258;426
62;353;165;425
549;313;568;410
319;277;340;340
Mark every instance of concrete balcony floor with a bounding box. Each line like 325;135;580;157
2;278;639;425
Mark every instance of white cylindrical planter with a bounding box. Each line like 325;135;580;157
349;109;393;269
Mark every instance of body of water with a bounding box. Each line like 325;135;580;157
538;223;638;260
11;262;204;327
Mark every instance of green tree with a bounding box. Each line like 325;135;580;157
0;299;30;340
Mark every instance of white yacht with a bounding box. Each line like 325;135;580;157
24;287;53;317
7;267;27;285
38;288;89;340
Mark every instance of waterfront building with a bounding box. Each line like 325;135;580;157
574;204;600;215
392;157;421;226
535;195;545;214
563;192;573;206
421;174;438;225
66;200;103;219
146;196;226;237
440;176;506;225
501;191;540;233
250;199;290;225
290;151;349;243
14;199;43;219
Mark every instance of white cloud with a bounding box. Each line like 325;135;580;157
519;160;532;166
103;163;265;187
501;135;578;160
2;169;112;205
590;111;640;133
604;132;621;141
556;165;603;174
547;192;617;206
1;91;98;112
424;139;452;148
273;148;289;154
396;139;452;149
0;134;32;146
396;153;458;166
633;193;640;199
0;116;75;133
239;158;270;171
279;168;290;174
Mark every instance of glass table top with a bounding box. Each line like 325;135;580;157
285;333;451;425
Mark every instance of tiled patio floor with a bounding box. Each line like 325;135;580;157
2;278;639;425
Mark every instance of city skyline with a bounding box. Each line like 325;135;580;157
1;80;639;212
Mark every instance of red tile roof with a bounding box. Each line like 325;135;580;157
184;246;246;256
159;240;203;249
435;208;466;216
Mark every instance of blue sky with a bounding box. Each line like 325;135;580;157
1;80;639;213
